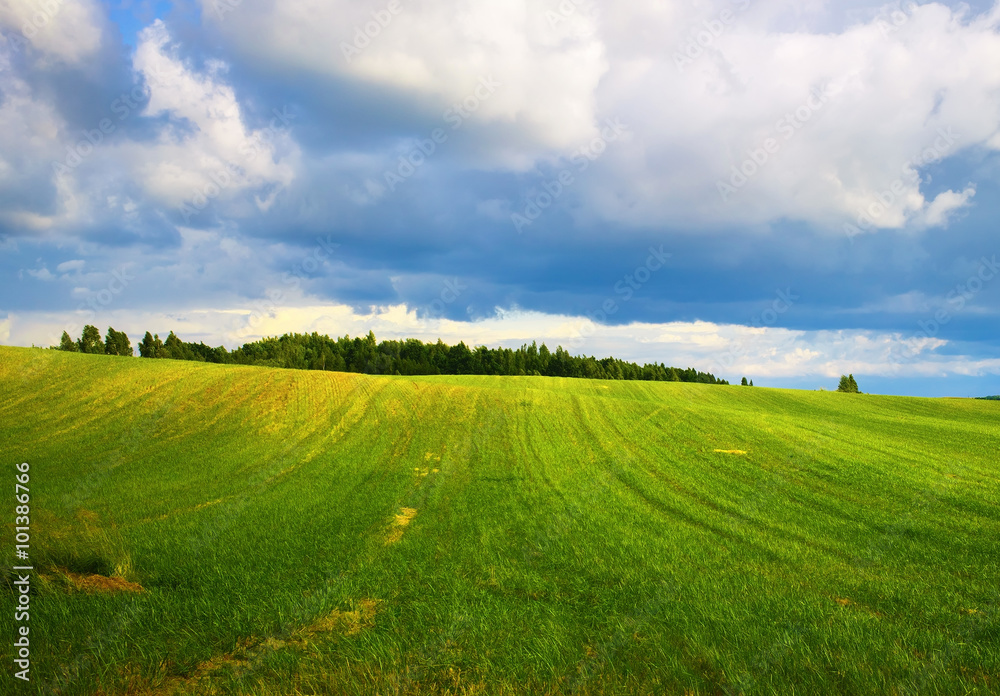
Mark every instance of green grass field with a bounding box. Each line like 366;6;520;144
1;345;998;695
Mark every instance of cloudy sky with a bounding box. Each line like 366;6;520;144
2;0;1000;396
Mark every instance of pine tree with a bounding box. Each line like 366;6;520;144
104;327;133;356
163;331;184;359
59;331;79;352
848;374;859;393
139;332;156;358
741;377;748;386
837;375;853;393
749;380;754;387
117;329;132;356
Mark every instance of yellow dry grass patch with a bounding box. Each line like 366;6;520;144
193;498;224;511
306;599;380;636
714;449;748;455
386;507;418;544
830;596;885;618
152;497;230;522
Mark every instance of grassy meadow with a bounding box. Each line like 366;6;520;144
1;345;998;695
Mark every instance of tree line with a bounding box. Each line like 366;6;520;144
54;325;730;385
58;326;132;356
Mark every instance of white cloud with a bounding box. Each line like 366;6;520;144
920;186;977;227
56;259;85;273
201;0;1000;233
0;46;75;232
582;1;1000;232
202;0;609;163
0;0;104;65
0;17;301;236
3;1;998;239
125;20;299;210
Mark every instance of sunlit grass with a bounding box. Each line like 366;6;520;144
1;346;998;695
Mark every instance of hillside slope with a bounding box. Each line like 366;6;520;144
1;346;998;695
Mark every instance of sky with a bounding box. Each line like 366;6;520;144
1;0;999;397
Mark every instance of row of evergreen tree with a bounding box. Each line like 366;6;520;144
58;326;132;356
55;326;730;385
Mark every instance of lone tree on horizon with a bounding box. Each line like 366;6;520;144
837;374;860;393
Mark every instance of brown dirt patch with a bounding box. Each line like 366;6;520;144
51;567;145;594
